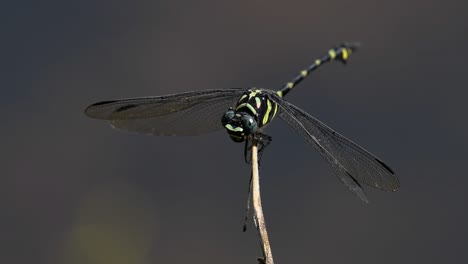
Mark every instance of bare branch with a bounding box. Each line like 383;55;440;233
251;142;274;264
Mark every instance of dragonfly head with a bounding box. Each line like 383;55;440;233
222;108;257;142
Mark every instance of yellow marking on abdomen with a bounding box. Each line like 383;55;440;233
328;50;336;59
287;82;294;89
301;70;308;77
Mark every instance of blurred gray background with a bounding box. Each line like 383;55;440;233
3;0;468;263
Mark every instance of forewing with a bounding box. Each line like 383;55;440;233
85;89;245;135
270;94;399;196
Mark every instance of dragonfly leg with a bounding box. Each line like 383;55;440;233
244;133;272;164
254;133;272;163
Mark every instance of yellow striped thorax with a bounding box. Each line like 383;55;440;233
221;88;279;143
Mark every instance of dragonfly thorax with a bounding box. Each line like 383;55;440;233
222;89;279;142
222;109;257;142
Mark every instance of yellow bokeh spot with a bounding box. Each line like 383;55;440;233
60;184;159;264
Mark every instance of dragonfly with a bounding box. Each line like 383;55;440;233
85;43;400;203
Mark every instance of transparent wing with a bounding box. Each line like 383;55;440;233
85;88;245;135
269;94;399;202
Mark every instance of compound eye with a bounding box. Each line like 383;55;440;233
222;109;235;126
241;115;257;134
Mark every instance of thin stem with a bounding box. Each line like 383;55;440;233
251;143;274;264
243;172;252;232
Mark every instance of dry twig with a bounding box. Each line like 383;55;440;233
251;142;274;264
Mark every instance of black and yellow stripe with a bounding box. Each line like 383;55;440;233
85;41;400;203
277;42;359;98
235;89;279;128
231;43;359;131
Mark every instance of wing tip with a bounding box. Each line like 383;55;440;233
373;158;401;192
374;158;395;174
389;183;401;192
83;104;97;118
84;100;118;119
343;171;370;204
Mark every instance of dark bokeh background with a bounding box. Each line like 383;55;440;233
3;0;468;263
